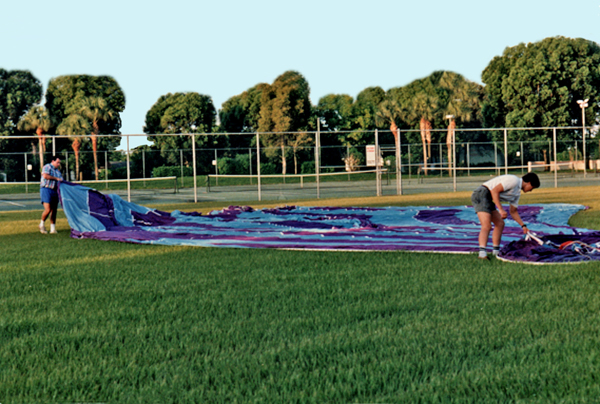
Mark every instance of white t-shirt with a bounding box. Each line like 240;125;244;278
483;175;522;207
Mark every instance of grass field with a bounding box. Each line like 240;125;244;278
1;186;600;402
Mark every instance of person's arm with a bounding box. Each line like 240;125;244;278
489;184;507;219
509;205;528;234
42;172;62;181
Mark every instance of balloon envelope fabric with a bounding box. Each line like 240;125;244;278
58;182;600;264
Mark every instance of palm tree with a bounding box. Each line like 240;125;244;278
17;106;52;169
376;99;404;174
439;72;481;174
409;93;438;175
375;99;403;140
80;97;115;180
57;114;89;181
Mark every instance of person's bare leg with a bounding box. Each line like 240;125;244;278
40;202;51;233
477;211;492;247
491;210;505;248
477;211;493;258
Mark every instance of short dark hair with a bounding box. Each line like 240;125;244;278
50;155;60;162
522;172;540;188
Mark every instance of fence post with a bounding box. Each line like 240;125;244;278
315;120;320;199
504;129;508;175
553;128;558;188
126;135;131;202
256;132;262;201
375;129;381;196
396;128;402;195
192;134;197;203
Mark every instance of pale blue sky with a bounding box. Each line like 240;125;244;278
2;0;599;148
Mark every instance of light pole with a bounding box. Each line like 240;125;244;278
577;98;589;178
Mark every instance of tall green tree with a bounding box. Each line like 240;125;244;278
80;97;115;180
482;36;600;132
258;71;311;175
45;75;125;156
56;114;89;180
438;71;483;172
17;105;52;168
347;86;386;145
144;92;217;165
0;69;43;151
219;83;269;149
315;94;354;132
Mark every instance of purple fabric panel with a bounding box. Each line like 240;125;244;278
131;210;177;227
500;231;600;263
415;208;472;226
87;189;119;228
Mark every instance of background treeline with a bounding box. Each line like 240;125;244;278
1;36;599;181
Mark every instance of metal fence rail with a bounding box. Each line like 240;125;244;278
1;126;599;210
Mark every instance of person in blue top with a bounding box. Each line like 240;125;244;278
471;172;540;259
39;156;63;234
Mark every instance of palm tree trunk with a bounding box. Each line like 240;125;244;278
36;127;45;169
280;135;287;176
446;120;455;175
92;134;99;180
72;138;81;181
425;120;432;166
420;118;428;175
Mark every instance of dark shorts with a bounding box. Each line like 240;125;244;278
40;187;59;206
471;185;495;214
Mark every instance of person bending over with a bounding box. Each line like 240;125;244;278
471;172;540;259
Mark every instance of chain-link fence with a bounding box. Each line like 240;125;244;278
1;127;599;210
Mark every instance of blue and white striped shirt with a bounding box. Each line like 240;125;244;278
40;163;63;189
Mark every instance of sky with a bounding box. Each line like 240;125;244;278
3;0;600;149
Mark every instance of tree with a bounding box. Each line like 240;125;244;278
219;83;269;134
219;83;270;149
258;71;311;175
144;92;217;166
0;69;43;150
315;93;354;132
375;99;405;175
45;75;125;162
409;92;438;175
438;71;483;173
482;36;600;132
80;97;115;180
57;114;89;180
17;105;52;168
347;86;386;145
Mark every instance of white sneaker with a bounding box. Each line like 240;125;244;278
39;224;48;234
50;229;58;234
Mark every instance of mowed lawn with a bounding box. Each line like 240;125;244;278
1;186;600;403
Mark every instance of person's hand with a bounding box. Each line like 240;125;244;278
522;225;528;234
498;208;508;219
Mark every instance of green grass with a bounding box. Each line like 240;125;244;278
2;187;600;402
